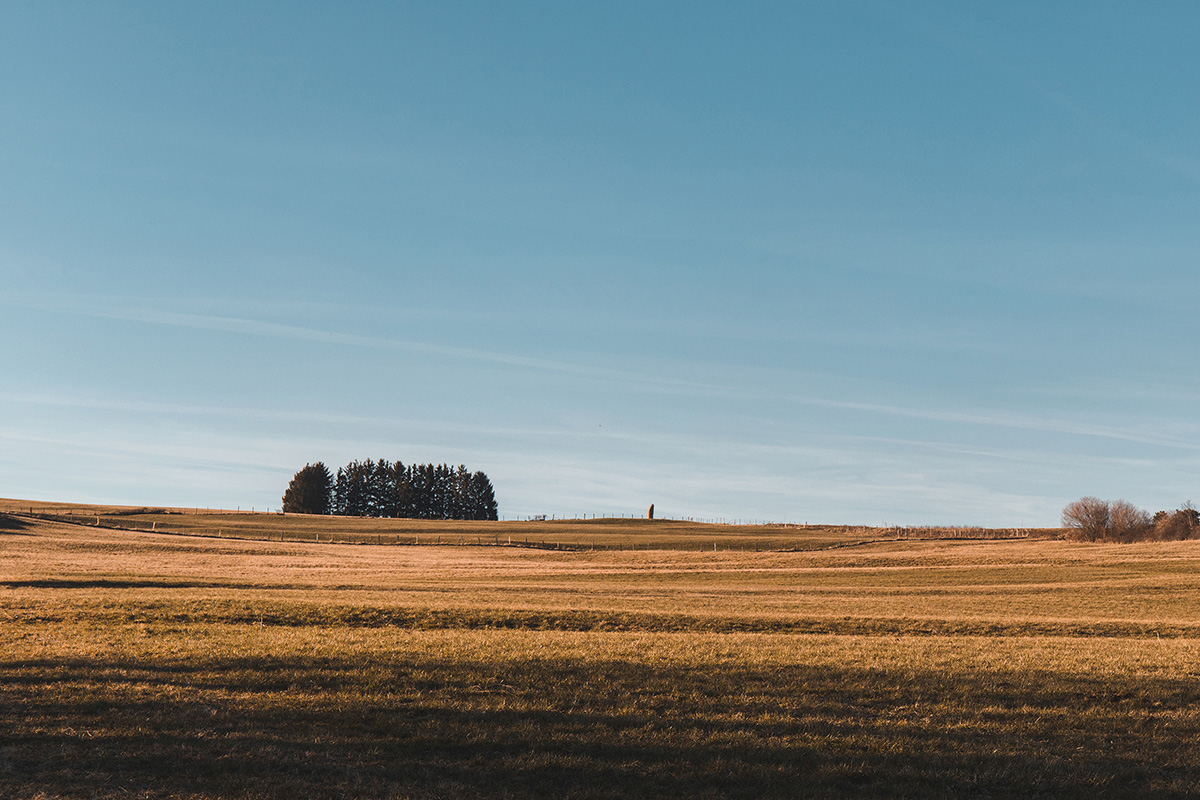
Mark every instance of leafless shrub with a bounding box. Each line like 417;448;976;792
1061;497;1110;541
1107;500;1153;542
1062;497;1155;542
1153;504;1200;541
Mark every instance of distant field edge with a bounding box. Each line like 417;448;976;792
0;497;1061;546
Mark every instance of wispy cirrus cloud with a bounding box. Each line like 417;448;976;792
783;394;1200;452
9;291;751;398
9;292;1200;454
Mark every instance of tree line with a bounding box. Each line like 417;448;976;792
282;460;498;520
1062;497;1198;542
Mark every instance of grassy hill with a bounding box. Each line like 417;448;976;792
0;497;1050;550
2;503;1196;798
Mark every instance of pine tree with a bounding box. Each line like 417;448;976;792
470;470;498;520
281;463;333;515
335;460;373;517
295;459;496;520
432;464;452;519
411;463;435;519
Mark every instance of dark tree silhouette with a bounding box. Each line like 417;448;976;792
333;461;368;516
468;470;498;521
296;459;497;521
282;462;333;515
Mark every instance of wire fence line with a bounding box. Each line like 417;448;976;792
5;507;1050;553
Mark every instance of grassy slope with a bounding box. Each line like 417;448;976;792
0;497;1048;551
2;508;1199;798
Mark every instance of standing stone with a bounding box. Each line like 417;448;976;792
647;504;655;520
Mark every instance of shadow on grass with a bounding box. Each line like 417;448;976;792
0;513;31;533
0;578;272;590
17;600;1200;638
3;654;1199;799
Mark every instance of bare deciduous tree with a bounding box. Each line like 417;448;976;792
1063;497;1154;542
1107;500;1153;542
1062;496;1110;541
1152;503;1199;541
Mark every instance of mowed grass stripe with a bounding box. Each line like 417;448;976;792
6;600;1200;638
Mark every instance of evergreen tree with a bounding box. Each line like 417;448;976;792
334;460;373;517
370;459;397;518
363;458;388;517
368;459;409;518
469;470;498;520
412;463;435;519
282;462;333;515
395;461;416;518
332;466;347;515
450;465;471;520
297;458;497;520
432;463;451;519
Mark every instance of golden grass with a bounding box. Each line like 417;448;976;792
0;497;1048;551
3;508;1200;798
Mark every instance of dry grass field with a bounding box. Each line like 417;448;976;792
3;500;1199;798
0;498;1039;551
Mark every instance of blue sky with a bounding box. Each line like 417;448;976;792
2;1;1199;525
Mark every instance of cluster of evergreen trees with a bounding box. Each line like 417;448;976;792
282;460;498;520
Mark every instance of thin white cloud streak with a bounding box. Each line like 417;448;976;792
0;391;381;426
10;383;1200;460
1022;379;1200;405
10;293;1200;451
8;288;1200;451
0;390;703;448
0;426;288;472
7;292;753;400
3;395;1171;524
784;394;1200;452
837;434;1177;471
66;301;724;392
